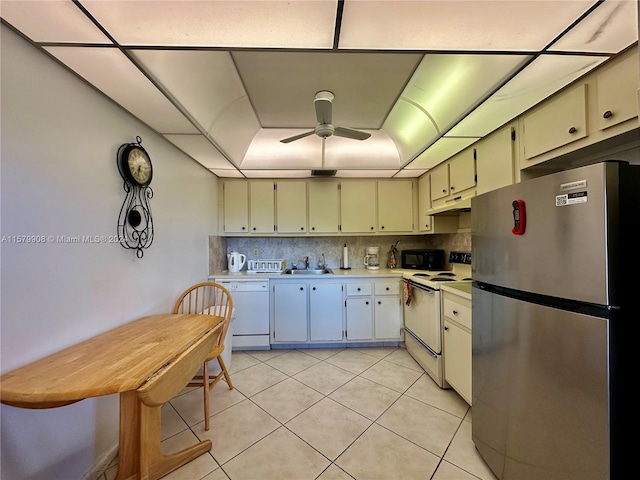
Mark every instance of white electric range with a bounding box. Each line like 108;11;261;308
402;251;472;388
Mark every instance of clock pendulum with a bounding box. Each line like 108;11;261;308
116;136;154;258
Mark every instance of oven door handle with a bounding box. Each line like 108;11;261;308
402;279;437;294
403;327;438;358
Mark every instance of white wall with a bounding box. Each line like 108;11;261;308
0;25;219;479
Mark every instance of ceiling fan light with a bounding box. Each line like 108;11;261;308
315;124;335;138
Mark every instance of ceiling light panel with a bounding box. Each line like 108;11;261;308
337;170;397;178
340;0;595;50
394;169;427;178
82;0;337;47
132;50;249;133
210;168;244;178
241;130;325;169
402;54;530;133
323;132;401;169
447;54;609;137
208;97;261;165
549;0;638;53
233;51;422;128
408;138;480;170
0;1;110;43
163;134;233;169
242;170;313;178
382;98;439;162
43;46;198;134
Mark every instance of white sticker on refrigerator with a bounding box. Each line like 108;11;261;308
556;191;588;206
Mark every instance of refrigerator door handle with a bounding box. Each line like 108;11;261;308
403;327;438;358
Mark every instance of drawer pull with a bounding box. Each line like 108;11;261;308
603;110;613;119
568;126;577;134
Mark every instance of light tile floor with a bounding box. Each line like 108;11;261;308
103;346;499;480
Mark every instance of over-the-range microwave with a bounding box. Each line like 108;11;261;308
401;249;445;270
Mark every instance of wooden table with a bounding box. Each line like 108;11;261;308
1;313;223;480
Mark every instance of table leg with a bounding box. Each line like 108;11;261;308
115;390;213;480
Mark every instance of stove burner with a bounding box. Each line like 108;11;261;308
413;273;431;277
438;272;456;276
431;277;455;282
462;278;473;281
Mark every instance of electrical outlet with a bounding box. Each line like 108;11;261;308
253;248;259;257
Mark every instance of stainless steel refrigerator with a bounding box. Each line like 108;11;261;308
471;160;637;480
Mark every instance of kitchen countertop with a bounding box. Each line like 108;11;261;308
441;282;473;299
209;268;409;279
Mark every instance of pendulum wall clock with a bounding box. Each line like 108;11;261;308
117;136;154;258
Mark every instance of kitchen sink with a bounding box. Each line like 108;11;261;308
284;268;333;275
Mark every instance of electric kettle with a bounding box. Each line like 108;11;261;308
227;251;246;272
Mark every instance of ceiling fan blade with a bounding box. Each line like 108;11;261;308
314;91;333;125
334;126;371;141
280;130;315;143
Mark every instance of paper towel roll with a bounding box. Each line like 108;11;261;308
343;244;349;269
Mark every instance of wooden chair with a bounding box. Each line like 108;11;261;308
172;282;234;430
135;321;222;480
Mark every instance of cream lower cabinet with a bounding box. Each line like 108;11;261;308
272;281;343;344
345;282;373;340
309;283;343;341
373;281;402;340
272;283;307;342
442;289;472;405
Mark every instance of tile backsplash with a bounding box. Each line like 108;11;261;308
209;233;470;274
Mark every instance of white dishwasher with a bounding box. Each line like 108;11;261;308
214;278;270;349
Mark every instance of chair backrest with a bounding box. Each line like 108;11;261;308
137;321;222;407
172;282;234;350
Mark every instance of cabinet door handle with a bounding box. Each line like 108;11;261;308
450;186;455;190
370;226;374;230
312;287;316;291
442;189;447;193
300;287;304;291
377;301;381;305
386;287;390;291
300;227;304;230
603;110;613;119
252;227;256;231
242;226;246;230
452;310;458;315
311;226;315;230
380;225;385;229
365;301;369;305
357;288;361;291
568;126;577;134
444;326;449;331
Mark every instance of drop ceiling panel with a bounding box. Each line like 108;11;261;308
242;170;313;178
82;0;337;47
340;0;595;50
548;0;638;53
211;168;244;179
402;54;531;133
232;51;422;128
131;50;249;132
447;54;609;137
337;170;397;178
394;169;427;178
163;134;233;170
0;1;110;43
43;46;198;134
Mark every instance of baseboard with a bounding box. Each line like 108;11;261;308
81;443;118;480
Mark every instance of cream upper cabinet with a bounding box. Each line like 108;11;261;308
476;123;516;196
522;83;588;160
596;51;639;131
430;163;450;201
222;180;249;233
377;180;413;233
340;180;376;233
308;181;339;233
448;149;476;196
276;181;307;233
418;175;432;232
250;180;275;234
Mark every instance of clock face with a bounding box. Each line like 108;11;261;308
125;146;152;185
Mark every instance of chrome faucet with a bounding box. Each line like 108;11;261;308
303;256;309;269
319;253;326;268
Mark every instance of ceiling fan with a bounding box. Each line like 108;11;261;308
279;91;372;144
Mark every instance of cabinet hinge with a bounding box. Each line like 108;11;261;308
338;224;342;231
511;128;516;141
274;183;277;190
474;173;477;182
473;148;477;160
